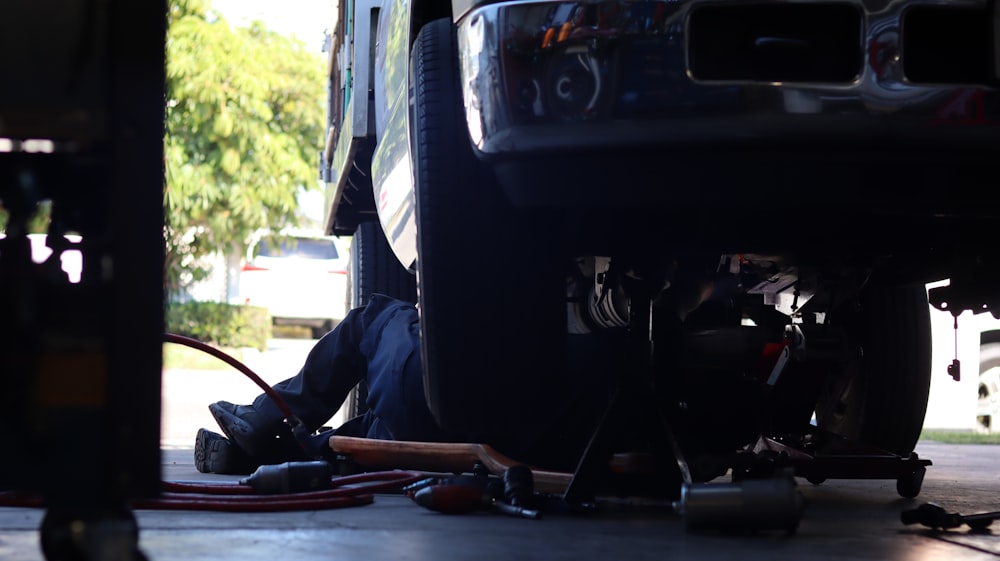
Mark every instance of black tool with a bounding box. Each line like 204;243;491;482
902;503;1000;531
673;472;806;533
240;461;334;494
409;467;542;519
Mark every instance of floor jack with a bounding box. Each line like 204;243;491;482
741;429;931;499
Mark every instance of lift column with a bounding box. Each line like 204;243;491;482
0;2;166;559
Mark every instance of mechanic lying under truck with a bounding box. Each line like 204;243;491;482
196;293;625;477
197;277;932;500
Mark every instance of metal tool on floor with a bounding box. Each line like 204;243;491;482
902;502;1000;531
674;470;806;533
240;461;335;494
405;466;543;519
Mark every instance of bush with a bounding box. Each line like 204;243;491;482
166;301;272;351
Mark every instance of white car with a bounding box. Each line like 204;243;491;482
979;331;1000;432
233;233;349;338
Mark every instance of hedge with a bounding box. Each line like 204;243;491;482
165;301;272;351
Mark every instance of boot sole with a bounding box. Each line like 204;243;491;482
194;428;259;475
208;402;309;464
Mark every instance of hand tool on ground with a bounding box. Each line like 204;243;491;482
673;470;805;533
240;461;335;494
407;467;543;519
902;502;1000;531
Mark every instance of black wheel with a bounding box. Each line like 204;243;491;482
896;465;926;498
815;282;932;457
348;220;416;308
345;220;417;419
976;332;1000;431
410;19;564;438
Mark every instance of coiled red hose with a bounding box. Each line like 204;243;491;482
0;334;429;512
0;471;427;512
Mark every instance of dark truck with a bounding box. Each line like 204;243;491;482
320;0;1000;492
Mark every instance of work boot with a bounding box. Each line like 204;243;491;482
194;428;259;475
208;400;308;465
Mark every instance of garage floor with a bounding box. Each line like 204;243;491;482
1;441;999;561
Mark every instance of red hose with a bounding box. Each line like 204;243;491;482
0;334;428;513
162;333;299;424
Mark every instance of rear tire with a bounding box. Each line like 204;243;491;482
348;220;417;308
345;214;418;421
410;18;564;438
815;282;932;456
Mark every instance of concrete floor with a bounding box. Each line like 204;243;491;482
1;441;999;561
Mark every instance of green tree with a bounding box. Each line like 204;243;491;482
165;0;325;295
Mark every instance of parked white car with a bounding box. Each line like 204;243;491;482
979;330;1000;432
233;233;349;338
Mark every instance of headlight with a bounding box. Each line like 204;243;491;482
458;0;740;151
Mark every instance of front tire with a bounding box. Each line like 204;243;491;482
410;19;564;439
814;282;932;456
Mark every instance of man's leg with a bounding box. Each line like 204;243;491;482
361;304;455;442
250;318;369;433
207;295;411;463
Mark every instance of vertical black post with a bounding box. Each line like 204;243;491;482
0;1;166;558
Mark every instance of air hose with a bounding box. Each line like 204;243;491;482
164;332;324;460
163;333;303;436
0;334;428;512
0;471;426;512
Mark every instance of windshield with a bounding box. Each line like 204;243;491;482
256;238;339;260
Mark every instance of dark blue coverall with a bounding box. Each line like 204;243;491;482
251;294;456;450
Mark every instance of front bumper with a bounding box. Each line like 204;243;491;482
457;0;1000;156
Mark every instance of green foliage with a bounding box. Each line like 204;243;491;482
166;300;272;351
164;0;326;294
920;430;1000;445
163;342;244;370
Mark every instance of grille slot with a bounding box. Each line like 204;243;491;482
688;3;863;83
902;5;998;85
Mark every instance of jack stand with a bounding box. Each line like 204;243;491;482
562;290;689;506
561;382;689;505
735;427;931;498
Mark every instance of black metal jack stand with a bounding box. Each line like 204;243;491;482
562;293;689;505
